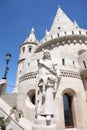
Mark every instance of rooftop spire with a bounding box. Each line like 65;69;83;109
49;6;77;35
25;28;38;43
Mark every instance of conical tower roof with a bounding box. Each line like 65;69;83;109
25;28;38;43
49;6;79;36
36;6;87;52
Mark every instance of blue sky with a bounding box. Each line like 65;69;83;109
0;0;87;93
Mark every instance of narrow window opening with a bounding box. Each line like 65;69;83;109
83;60;86;68
28;63;30;67
62;58;65;66
29;46;32;53
64;32;66;35
45;38;47;41
63;94;74;128
58;27;61;29
22;47;25;53
57;33;59;37
79;31;81;35
27;90;35;105
72;31;74;35
73;61;75;66
51;35;53;39
31;94;35;105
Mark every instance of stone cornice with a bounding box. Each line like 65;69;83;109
19;70;81;83
20;41;37;48
19;71;39;83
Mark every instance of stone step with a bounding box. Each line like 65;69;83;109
1;93;17;107
0;97;32;130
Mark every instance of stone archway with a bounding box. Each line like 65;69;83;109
62;88;76;128
63;93;74;128
25;89;35;108
62;88;76;96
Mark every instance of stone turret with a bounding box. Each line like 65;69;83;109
19;28;38;62
14;28;38;92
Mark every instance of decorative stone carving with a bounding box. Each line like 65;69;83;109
36;51;61;117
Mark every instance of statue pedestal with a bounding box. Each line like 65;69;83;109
32;124;56;130
32;116;57;130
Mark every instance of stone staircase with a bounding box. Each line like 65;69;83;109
0;97;32;130
1;93;17;107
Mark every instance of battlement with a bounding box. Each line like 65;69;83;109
36;30;87;52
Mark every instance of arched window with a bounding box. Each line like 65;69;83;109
28;46;32;53
63;94;74;128
27;89;35;105
22;47;25;53
73;61;75;66
62;58;65;66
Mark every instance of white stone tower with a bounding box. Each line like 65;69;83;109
14;28;38;92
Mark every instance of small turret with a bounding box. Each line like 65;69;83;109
25;28;38;43
19;28;38;62
14;28;38;92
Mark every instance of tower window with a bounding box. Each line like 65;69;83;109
83;60;86;68
28;63;30;67
58;27;61;29
22;47;25;53
72;31;74;35
31;94;35;105
51;35;53;39
27;89;35;105
57;33;59;37
63;94;74;128
73;61;75;66
79;31;81;35
64;32;66;35
62;58;65;66
28;46;32;53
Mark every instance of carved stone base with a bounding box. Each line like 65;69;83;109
32;124;56;130
32;116;57;130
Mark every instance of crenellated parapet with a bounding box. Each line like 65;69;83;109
36;30;87;52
